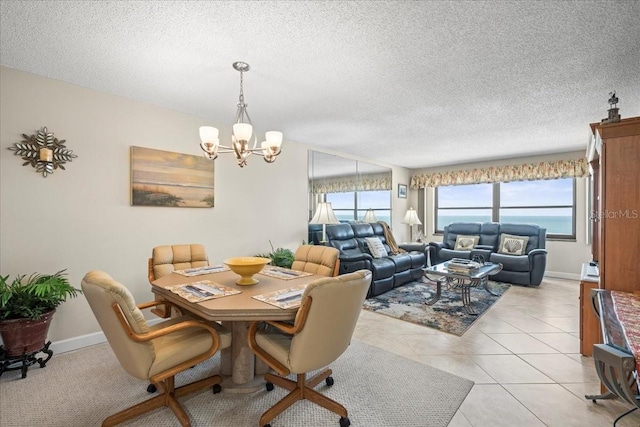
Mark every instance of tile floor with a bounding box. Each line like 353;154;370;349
353;277;640;427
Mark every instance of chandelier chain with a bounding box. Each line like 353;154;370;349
238;69;245;106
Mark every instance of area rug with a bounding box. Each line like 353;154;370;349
0;339;474;427
362;277;511;336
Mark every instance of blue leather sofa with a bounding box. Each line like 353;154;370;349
326;222;426;297
428;222;547;286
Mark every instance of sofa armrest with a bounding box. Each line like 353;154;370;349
399;242;427;253
428;241;445;251
474;244;494;251
341;252;373;263
427;241;446;266
338;252;372;274
528;248;547;286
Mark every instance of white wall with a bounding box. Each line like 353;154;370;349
415;153;593;279
0;67;414;346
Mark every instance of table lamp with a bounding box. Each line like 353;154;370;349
309;202;340;243
362;208;378;223
402;207;422;242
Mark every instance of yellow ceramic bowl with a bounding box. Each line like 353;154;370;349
224;257;271;285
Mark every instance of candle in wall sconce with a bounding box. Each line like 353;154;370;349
39;147;53;162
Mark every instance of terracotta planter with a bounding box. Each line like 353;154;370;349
0;309;55;357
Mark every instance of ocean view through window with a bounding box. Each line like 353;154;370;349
435;178;575;238
327;190;391;224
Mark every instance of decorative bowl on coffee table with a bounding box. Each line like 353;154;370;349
224;257;271;285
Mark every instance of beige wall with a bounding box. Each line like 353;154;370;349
0;67;414;347
415;153;593;278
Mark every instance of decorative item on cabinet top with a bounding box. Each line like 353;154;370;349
7;127;77;178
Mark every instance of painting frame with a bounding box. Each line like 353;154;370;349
398;183;407;198
130;146;215;208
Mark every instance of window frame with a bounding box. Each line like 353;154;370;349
325;190;392;223
434;179;577;240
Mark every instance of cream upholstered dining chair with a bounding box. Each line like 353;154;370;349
148;243;209;318
291;245;340;277
148;243;209;282
82;270;231;427
248;270;372;427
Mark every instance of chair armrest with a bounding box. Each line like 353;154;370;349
247;295;315;377
147;258;155;284
115;303;217;343
137;299;184;317
112;303;222;378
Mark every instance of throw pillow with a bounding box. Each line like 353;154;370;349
365;237;388;258
453;235;480;251
498;234;529;256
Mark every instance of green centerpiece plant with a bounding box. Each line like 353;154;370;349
256;241;295;269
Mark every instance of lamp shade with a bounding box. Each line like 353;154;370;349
402;207;422;225
233;123;253;141
362;209;378;223
199;126;219;144
265;131;283;148
309;202;340;225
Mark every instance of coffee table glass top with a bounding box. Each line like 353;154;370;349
425;261;502;279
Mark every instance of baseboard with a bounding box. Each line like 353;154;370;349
50;317;164;355
544;271;581;281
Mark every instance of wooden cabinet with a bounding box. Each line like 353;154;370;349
589;117;640;294
580;116;640;355
579;265;601;356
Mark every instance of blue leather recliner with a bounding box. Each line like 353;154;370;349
326;222;426;297
428;222;547;286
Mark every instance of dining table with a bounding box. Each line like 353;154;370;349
151;267;324;392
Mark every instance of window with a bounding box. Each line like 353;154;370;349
326;190;391;223
435;178;576;239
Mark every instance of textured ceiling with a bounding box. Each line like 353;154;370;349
1;1;639;169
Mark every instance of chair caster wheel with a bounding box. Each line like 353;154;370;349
147;384;157;393
212;384;222;394
339;416;350;427
326;376;334;386
266;382;274;391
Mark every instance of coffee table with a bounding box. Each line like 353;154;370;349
423;261;503;315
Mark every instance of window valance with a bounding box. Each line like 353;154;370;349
410;158;589;189
311;173;392;194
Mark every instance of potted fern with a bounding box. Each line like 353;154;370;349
0;269;81;357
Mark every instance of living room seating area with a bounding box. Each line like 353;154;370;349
428;222;547;286
326;222;426;297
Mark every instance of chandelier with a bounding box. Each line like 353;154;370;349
199;61;282;167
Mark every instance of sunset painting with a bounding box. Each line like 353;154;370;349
130;146;215;208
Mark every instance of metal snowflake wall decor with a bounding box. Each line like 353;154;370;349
8;127;77;177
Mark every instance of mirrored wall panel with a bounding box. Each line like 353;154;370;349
308;150;392;240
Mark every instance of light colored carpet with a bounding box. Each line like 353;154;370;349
0;339;473;426
363;278;511;336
